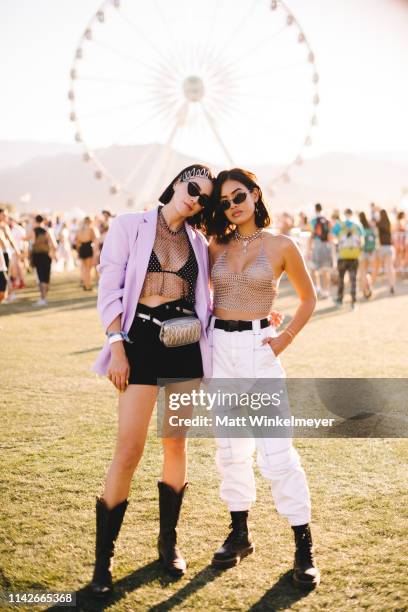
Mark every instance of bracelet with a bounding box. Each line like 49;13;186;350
108;334;123;345
282;328;296;342
107;331;133;344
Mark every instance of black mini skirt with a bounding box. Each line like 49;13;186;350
78;241;93;260
124;299;203;386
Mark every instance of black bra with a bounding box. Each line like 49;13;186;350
146;242;198;304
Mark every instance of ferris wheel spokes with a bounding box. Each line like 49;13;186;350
115;7;185;81
216;25;288;78
200;103;234;167
207;0;259;68
235;61;312;82
91;38;165;78
136;103;189;206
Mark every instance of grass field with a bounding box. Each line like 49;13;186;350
1;270;407;611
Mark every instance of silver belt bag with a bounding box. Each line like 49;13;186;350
135;312;201;347
159;316;201;348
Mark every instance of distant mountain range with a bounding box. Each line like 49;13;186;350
0;140;407;214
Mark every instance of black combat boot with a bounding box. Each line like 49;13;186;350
292;523;320;589
89;497;128;598
212;511;254;569
157;481;188;577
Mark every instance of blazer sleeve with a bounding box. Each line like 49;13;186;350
96;216;130;332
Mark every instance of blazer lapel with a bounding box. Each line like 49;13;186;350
133;207;158;297
185;223;208;318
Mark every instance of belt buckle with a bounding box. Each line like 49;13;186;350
227;320;240;332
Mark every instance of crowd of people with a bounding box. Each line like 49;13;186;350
0;202;406;308
0;208;113;305
289;202;407;309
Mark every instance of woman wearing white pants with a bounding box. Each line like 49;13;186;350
205;168;320;589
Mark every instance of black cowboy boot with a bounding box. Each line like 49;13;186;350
157;481;188;577
90;497;128;598
212;511;255;569
292;523;320;589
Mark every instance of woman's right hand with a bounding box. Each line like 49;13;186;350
108;343;130;392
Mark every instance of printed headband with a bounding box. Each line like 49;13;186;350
180;167;210;182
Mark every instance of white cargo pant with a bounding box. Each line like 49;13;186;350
208;317;311;526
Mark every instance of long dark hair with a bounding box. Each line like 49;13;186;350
158;164;216;230
204;168;271;243
359;211;370;230
378;209;391;231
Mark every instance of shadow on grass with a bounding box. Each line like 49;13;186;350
69;347;102;356
0;295;96;318
45;560;175;612
146;564;223;611
48;562;224;612
247;570;312;611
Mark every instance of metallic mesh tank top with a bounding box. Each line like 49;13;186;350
211;237;277;313
140;207;198;305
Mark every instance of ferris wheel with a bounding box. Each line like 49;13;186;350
68;0;319;210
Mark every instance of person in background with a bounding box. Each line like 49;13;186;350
308;203;333;299
279;212;294;236
69;218;79;256
376;209;396;294
98;210;113;257
370;202;380;223
9;216;28;289
0;227;8;304
0;208;22;303
25;214;57;306
298;212;310;232
358;212;377;299
76;217;99;291
57;222;75;272
394;211;407;275
331;209;363;309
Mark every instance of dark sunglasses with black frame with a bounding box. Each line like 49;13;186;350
220;189;253;211
183;180;211;208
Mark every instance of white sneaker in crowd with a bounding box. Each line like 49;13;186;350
4;293;17;303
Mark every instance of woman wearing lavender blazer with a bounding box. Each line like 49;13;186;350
89;165;214;596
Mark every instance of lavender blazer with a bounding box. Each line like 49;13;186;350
92;206;212;378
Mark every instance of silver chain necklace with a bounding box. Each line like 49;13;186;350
234;228;263;254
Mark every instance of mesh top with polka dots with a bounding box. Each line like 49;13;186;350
139;206;198;305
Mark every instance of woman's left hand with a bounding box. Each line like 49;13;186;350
262;333;292;356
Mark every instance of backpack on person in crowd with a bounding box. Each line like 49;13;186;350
363;228;376;253
313;216;330;242
32;227;50;254
338;223;362;259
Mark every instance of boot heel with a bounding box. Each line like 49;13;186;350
240;543;255;559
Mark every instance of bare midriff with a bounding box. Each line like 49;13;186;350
138;294;183;308
213;306;273;321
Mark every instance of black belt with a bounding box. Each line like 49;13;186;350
213;318;270;332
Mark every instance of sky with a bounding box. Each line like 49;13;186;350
1;0;408;165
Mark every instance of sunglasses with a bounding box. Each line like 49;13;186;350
220;190;248;211
185;181;211;208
